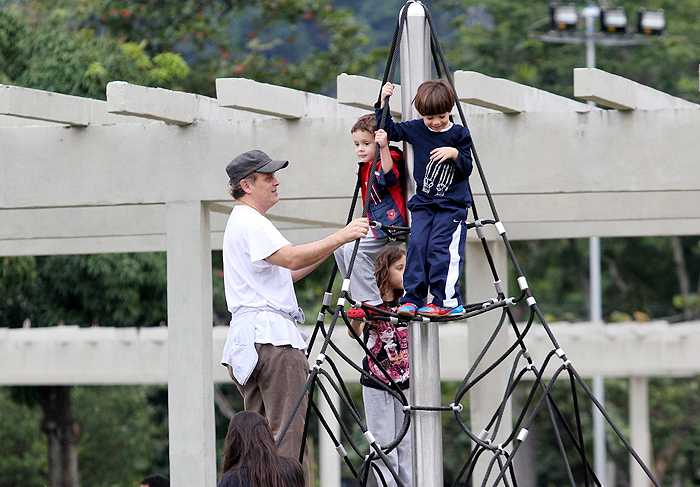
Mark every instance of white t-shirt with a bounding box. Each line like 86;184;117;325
221;204;308;384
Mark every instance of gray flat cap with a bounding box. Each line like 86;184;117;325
226;149;289;185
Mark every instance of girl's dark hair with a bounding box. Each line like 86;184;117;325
220;411;304;487
412;78;455;116
374;246;406;304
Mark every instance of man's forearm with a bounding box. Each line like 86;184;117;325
267;230;349;271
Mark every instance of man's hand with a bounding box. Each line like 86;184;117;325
339;217;370;243
430;146;458;164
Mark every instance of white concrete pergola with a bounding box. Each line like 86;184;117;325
1;66;700;486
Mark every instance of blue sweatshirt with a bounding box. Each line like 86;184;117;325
376;108;473;207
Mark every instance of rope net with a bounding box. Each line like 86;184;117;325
275;2;661;486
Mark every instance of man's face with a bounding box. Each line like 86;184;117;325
246;171;280;212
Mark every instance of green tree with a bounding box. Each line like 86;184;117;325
4;0;378;96
0;388;47;487
73;386;168;487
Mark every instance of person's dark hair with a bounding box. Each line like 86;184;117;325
220;411;304;487
139;473;169;487
374;246;406;305
412;78;455;116
279;456;305;487
351;113;377;134
229;173;258;199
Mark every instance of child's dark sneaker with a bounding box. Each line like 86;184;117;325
396;303;418;317
417;303;464;317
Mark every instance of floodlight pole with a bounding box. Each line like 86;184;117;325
531;7;654;483
400;3;444;487
582;6;608;486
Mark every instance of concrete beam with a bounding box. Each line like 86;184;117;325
106;81;258;125
336;73;402;117
0;114;57;127
454;70;592;113
0;84;147;126
574;68;700;110
3;321;700;386
216;78;307;119
216;77;365;119
0;84;90;126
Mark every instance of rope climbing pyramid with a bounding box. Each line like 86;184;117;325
277;2;662;486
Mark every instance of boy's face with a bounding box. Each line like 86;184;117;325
352;130;376;164
421;112;451;132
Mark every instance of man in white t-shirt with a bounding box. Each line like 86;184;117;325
221;149;369;478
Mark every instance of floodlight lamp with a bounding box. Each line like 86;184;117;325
637;8;665;36
550;3;579;31
600;7;627;34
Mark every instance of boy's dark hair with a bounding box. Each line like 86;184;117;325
351;113;377;134
139;474;169;487
412;79;455;116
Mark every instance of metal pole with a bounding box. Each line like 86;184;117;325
400;3;444;487
583;5;608;485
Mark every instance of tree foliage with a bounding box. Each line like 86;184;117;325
0;389;47;487
0;254;167;328
2;0;379;96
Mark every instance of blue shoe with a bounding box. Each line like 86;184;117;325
396;303;418;317
417;303;464;317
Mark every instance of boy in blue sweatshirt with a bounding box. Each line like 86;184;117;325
376;79;473;317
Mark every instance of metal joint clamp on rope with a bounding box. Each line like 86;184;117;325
323;292;333;307
449;403;463;412
494;279;505;295
555;348;572;366
337;280;351;308
312;353;326;371
517;428;529;442
517;276;529;292
363;430;377;445
335;444;348;458
494;221;506;236
475;219;486;240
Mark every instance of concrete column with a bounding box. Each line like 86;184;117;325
166;201;216;487
629;376;653;487
319;388;342;487
465;239;512;484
